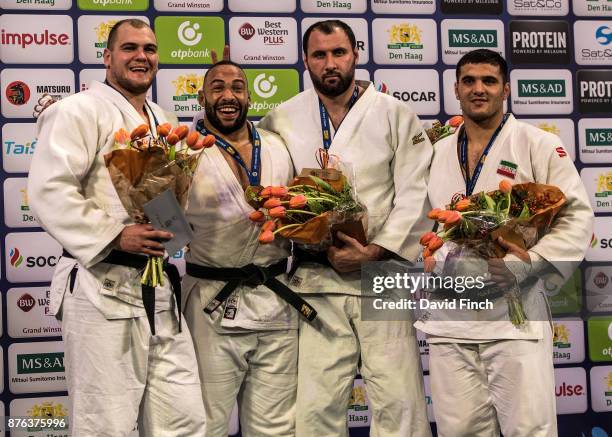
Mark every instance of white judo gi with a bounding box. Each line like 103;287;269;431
28;81;206;437
415;114;593;437
259;81;433;437
183;115;298;437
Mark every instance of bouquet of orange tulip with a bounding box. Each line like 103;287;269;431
105;123;216;287
420;180;566;326
425;115;463;145
248;173;367;250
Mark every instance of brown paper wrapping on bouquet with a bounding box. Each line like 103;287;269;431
279;170;368;246
489;182;566;257
104;147;198;223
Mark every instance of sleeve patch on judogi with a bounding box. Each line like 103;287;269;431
412;132;425;145
555;147;568;158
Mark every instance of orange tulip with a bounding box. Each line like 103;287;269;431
271;186;288;198
263;198;282;209
269;206;286;219
157;123;172;137
259;230;275;244
262;220;276;232
289;194;307;209
499;179;512;194
172;125;189;140
114;128;130;144
202;134;216;148
249;210;265;223
260;186;273;198
448;115;464;128
423;247;432;258
185;131;199;148
427;208;442;220
166;133;180;146
428;237;443;251
445;210;462;226
454;198;471;211
130;124;149;140
419;231;436;246
436;210;452;223
424;256;436;273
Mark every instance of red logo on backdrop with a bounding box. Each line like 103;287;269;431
556;146;567;158
239;23;255;40
6;81;30;106
17;293;36;312
594;272;609;289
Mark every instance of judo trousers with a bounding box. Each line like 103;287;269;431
429;323;557;437
296;294;432;437
184;289;298;437
62;289;206;437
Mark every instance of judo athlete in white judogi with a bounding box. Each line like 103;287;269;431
259;20;433;437
183;61;309;436
27;20;206;437
414;49;593;437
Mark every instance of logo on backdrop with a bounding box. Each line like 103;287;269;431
5;81;30;106
587;317;612;362
508;0;569;16
554;367;588;414
374;69;440;115
245;69;299;117
229;17;297;64
152;0;223;11
441;19;505;64
579;119;612;164
155;16;224;64
9;341;67;393
510;20;570;64
510;69;573;115
76;0;148;11
156;69;204;118
371;19;437;65
300;0;367;13
573;0;612;16
440;0;502;14
578;69;612;113
370;0;435;14
574;21;612;65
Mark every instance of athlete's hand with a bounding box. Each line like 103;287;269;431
327;232;387;273
487;236;530;289
211;44;231;64
33;94;57;119
116;224;173;257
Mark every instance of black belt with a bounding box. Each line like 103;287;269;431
186;259;317;322
62;249;181;335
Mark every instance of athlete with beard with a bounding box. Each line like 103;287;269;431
28;19;206;436
184;61;302;436
259;20;433;436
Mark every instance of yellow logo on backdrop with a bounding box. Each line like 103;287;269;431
605;371;612;392
537;122;560;137
553;323;570;346
95;20;119;47
349;386;367;407
27;401;68;418
172;74;204;100
596;172;612;194
388;24;422;46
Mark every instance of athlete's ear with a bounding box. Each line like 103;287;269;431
503;81;510;100
454;81;459;100
103;48;111;69
197;88;205;107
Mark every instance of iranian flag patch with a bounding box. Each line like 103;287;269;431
497;160;518;178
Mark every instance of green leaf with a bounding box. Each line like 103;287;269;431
309;175;337;194
518;203;531;219
483;193;495;211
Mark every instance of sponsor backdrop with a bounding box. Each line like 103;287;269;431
1;0;612;435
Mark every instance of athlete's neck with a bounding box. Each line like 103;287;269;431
204;118;250;144
464;110;505;149
104;77;149;122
